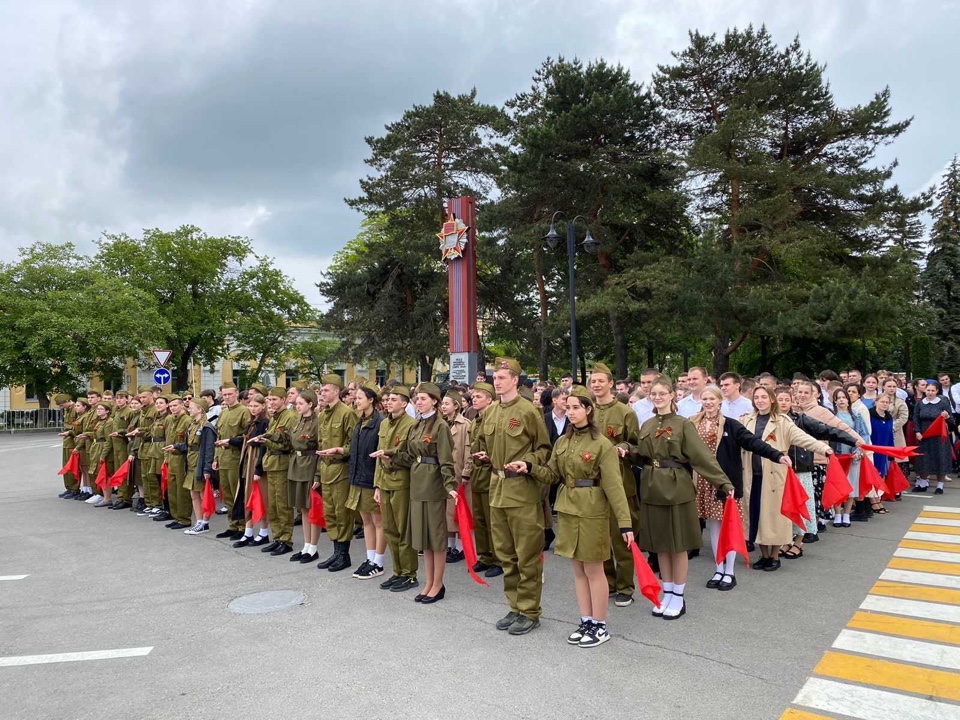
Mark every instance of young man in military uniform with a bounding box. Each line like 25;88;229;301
315;373;357;571
56;394;80;498
162;396;193;529
107;390;135;509
213;382;252;540
250;387;298;556
131;386;160;516
147;395;172;520
473;357;552;635
371;386;419;591
588;362;641;607
468;382;502;577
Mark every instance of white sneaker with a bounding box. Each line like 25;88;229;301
85;494;103;504
579;623;610;648
184;522;209;535
147;507;162;515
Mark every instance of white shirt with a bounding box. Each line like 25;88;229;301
895;387;908;400
405;403;417;418
550;411;567;436
721;396;754;420
206;403;221;423
677;394;702;418
632;397;654;426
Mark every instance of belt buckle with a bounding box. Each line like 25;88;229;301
415;455;422;464
296;450;303;457
652;459;661;468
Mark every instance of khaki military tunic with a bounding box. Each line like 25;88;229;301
164;412;192;524
215;403;251;530
91;415;115;488
262;408;297;543
287;414;320;511
469;409;498;567
110;406;135;500
317;401;356;543
376;411;418;578
61;406;79;491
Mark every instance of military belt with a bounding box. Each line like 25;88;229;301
417;456;439;465
295;450;311;457
147;438;165;443
573;479;599;487
269;451;291;456
651;458;684;469
93;439;106;443
323;457;348;464
495;469;522;478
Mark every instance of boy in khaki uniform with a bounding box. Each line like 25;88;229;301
56;395;79;498
468;383;501;576
162;396;193;529
213;382;251;540
108;391;135;509
251;387;298;555
316;374;357;571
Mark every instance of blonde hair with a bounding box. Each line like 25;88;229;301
700;384;723;403
651;376;678;414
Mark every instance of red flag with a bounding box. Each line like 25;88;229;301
201;478;216;518
885;462;911;498
94;461;108;490
858;444;920;460
308;488;326;527
108;460;130;488
922;415;948;443
58;452;80;478
858;454;890;499
628;541;662;610
160;462;169;497
836;453;854;474
715;496;749;567
822;454;854;509
454;485;487;586
780;468;811;529
246;481;266;525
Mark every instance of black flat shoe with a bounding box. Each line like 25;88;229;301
718;574;737;591
472;561;490;573
270;543;292;556
842;521;851;528
706;572;723;589
746;541;756;552
233;536;254;548
420;586;445;604
803;533;818;543
298;552;318;564
414;594;425;602
751;557;771;570
152;512;172;522
289;551;304;562
763;559;781;572
936;488;945;495
912;485;928;493
380;575;402;590
261;541;280;553
215;529;234;538
484;565;504;578
168;522;189;530
250;535;270;547
229;530;246;541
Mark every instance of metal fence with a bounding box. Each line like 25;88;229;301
0;409;64;433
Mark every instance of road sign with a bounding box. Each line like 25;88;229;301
153;368;171;386
151;349;172;368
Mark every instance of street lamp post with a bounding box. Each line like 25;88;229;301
543;212;598;381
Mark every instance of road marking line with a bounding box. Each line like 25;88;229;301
921;511;960;520
0;646;153;668
0;575;28;581
925;505;960;513
779;709;835;720
904;531;960;544
794;677;960;720
880;568;960;589
815;650;960;701
910;523;960;536
871;579;960;604
848;611;960;645
834;629;960;671
915;516;960;528
900;538;960;553
890;557;960;576
895;547;960;563
861;594;960;623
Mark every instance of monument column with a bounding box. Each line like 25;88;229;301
437;197;478;384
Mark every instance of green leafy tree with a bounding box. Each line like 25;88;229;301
0;243;169;406
654;26;924;375
95;226;254;391
289;332;344;383
921;157;960;373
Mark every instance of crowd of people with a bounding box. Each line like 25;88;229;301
52;361;957;648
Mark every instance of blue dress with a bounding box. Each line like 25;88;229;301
869;409;895;477
834;410;870;500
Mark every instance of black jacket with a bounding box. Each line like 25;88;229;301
348;411;384;489
544;409;567;447
787;411;858;472
712;416;784;498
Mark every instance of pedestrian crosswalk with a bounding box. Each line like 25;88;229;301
782;505;960;719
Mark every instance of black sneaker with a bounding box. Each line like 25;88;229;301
936;487;945;495
133;498;146;513
389;577;418;593
507;615;539;635
352;560;372;578
614;593;634;607
567;620;592;645
472;561;490;573
380;574;402;590
446;548;464;563
803;533;819;543
579;623;610;648
484;565;504;578
152;511;172;522
355;563;383;580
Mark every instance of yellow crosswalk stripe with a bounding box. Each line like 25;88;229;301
889;557;960;576
780;709;835;720
910;523;960;535
849;611;960;644
815;650;960;702
921;511;960;520
871;579;960;605
900;538;960;553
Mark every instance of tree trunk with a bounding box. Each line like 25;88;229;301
712;334;731;377
35;379;50;409
646;344;654;369
175;354;191;392
609;309;628;379
759;335;770;372
419;355;433;382
578;347;587;385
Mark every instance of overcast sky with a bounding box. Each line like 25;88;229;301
1;0;957;304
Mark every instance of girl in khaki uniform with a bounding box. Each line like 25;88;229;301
516;387;634;648
441;390;472;563
288;390;322;564
90;403;115;507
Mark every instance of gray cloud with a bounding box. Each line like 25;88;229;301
1;0;957;304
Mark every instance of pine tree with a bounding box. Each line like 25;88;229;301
922;157;960;372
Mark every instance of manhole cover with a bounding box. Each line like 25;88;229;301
228;590;305;615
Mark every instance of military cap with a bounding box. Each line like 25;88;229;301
250;382;268;395
192;397;210;414
115;390;130;398
569;385;592;401
162;394;180;403
444;389;462;406
415;382;443;403
299;388;318;406
388;385;411;401
137;385;153;394
359;383;381;402
268;386;287;399
53;393;72;404
221;381;237;390
76;397;90;406
495;357;522;375
472;382;495;399
321;373;344;389
292;380;308;390
589;362;614;380
518;386;534;402
354;376;369;385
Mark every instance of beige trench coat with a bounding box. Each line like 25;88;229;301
740;413;831;546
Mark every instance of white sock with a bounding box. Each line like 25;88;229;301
707;519;721;560
581;615;593;624
938;481;945;490
669;583;686;610
367;549;376;563
662;581;674;601
918;478;929;488
448;537;456;550
724;551;737;576
842;514;851;524
373;553;384;567
308;543;318;555
243;528;253;538
300;544;309;554
259;528;270;538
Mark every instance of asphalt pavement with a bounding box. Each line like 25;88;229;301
0;434;942;719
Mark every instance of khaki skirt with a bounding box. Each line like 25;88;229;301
555;512;610;563
185;471;205;493
407;499;447;552
288;479;311;511
346;484;379;514
638;500;703;554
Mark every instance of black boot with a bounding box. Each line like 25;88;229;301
317;542;339;570
328;540;351;572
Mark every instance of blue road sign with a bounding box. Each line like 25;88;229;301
153;368;171;385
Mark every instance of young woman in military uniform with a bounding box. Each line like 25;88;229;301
180;397;217;535
232;394;270;548
147;395;172;522
90;402;116;507
441;389;472;563
288;389;322;564
343;385;385;578
513;386;634;648
634;377;735;620
391;383;459;603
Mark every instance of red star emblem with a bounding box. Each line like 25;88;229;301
437;212;470;261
